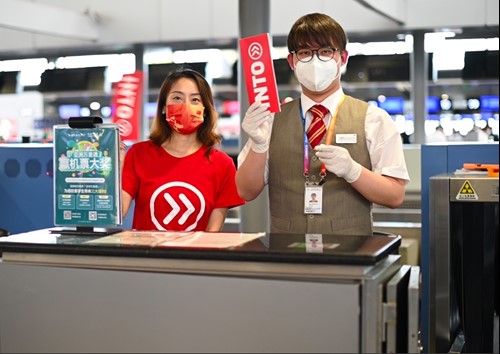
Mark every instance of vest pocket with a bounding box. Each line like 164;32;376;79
270;214;292;232
329;215;372;235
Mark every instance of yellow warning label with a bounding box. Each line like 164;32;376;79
456;180;478;200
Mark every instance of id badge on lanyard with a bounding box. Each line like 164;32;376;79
301;95;345;216
304;183;323;214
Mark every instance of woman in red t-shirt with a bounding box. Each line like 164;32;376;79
121;68;244;231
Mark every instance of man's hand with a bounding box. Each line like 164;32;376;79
242;101;271;153
314;144;362;183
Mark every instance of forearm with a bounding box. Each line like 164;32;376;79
120;141;127;172
122;190;133;218
350;168;405;208
235;150;267;201
206;208;228;231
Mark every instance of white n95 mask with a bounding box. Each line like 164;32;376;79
295;56;340;92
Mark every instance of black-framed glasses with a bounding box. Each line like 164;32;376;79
290;47;339;63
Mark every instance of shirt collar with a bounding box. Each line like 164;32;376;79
300;87;345;115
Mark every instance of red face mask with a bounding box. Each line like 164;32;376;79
166;103;205;135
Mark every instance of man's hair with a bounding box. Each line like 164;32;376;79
287;13;348;53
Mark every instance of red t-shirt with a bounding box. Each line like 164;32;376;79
122;141;244;231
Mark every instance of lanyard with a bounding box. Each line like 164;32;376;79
301;94;346;184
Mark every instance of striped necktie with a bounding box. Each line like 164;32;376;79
307;104;328;148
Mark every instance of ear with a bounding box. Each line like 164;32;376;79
340;50;349;65
286;53;295;69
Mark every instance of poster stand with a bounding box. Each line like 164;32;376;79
50;226;122;237
50;116;122;237
68;116;103;129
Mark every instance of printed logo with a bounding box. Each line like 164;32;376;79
116;119;133;137
150;182;205;231
248;42;263;60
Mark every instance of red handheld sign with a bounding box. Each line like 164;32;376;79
239;33;281;113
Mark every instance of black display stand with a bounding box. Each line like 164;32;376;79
68;116;104;129
50;117;122;237
49;226;122;237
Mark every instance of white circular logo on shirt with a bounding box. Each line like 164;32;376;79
150;181;206;231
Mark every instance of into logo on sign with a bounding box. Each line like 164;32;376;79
250;61;270;110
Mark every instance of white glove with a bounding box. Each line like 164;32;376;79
314;144;362;183
242;101;271;153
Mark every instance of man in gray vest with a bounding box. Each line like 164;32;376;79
236;13;410;235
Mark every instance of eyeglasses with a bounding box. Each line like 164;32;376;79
290;47;339;63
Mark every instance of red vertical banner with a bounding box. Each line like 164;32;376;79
111;71;143;141
239;33;281;113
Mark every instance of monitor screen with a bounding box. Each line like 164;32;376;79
378;97;404;115
480;95;499;112
40;67;105;92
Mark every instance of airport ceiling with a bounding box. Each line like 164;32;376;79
0;25;498;62
0;0;498;60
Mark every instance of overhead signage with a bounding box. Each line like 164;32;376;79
239;33;281;113
111;71;143;141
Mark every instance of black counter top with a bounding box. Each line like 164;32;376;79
0;228;401;266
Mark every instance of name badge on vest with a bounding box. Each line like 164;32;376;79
304;184;323;214
336;133;357;144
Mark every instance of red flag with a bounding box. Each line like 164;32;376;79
239;33;281;113
111;71;143;141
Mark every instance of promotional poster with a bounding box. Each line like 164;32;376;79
53;124;122;227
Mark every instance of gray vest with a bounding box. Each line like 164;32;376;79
268;96;373;235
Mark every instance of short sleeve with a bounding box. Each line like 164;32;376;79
214;151;245;209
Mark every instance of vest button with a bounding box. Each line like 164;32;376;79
312;156;318;161
308;214;315;219
311;175;316;180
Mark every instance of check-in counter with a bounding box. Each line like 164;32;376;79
0;229;420;353
0;143;131;233
0;143;54;234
